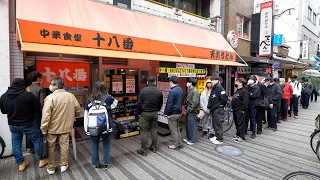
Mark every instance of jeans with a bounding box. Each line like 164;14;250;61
139;111;158;150
234;110;246;140
185;113;197;143
168;114;182;147
9;124;41;165
301;93;310;108
90;134;111;166
289;95;299;116
26;122;42;150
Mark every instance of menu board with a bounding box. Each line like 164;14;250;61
112;75;123;94
157;81;171;124
111;96;138;119
126;75;135;94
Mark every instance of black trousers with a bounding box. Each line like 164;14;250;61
267;105;278;129
301;93;310;108
256;107;264;132
233;110;246;140
289;96;299;116
311;89;318;102
280;99;289;119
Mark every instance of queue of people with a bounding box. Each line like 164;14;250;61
0;72;317;173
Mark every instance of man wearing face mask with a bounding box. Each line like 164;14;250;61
25;71;46;154
264;78;282;131
41;77;81;175
232;78;249;143
183;77;200;145
164;76;184;150
200;79;214;139
245;77;260;138
208;76;228;145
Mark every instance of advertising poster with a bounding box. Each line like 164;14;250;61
259;1;273;56
197;79;207;94
112;75;123;94
126;75;135;93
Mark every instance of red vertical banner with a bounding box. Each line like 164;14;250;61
36;60;90;88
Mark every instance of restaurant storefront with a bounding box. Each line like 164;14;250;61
10;0;246;142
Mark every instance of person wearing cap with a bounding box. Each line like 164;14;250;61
200;79;215;139
279;78;293;121
0;78;48;172
232;78;249;143
208;76;228;145
183;77;200;145
264;78;282;131
246;77;261;138
288;75;301;118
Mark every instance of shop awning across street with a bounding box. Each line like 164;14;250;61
16;0;246;66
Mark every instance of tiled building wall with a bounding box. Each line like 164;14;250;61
9;32;24;80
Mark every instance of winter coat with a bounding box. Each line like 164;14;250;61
186;86;200;114
266;83;282;105
137;84;163;114
164;85;184;116
200;80;212;113
207;83;228;111
282;83;293;100
246;84;260;108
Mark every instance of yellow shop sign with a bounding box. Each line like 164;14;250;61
159;67;206;74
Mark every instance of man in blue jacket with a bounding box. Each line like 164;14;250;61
164;76;184;149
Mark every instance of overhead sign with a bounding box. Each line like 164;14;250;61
159;67;206;75
302;41;309;60
237;67;251;74
273;34;283;46
259;1;273;57
251;67;268;74
227;31;239;49
272;62;281;67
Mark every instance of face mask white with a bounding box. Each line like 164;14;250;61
186;82;192;87
49;85;54;92
248;79;255;85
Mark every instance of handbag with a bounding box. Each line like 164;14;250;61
259;97;269;109
39;134;48;159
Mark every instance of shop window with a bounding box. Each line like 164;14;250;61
104;69;115;76
129;69;138;76
141;70;149;84
236;15;250;40
117;69;126;75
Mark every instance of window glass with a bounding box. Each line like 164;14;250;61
236;15;250;40
141;70;149;84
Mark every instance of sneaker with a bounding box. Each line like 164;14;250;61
234;137;244;143
101;164;110;170
272;128;277;132
93;165;100;171
251;134;256;139
187;141;195;145
137;149;148;156
61;165;68;173
209;136;217;142
257;131;262;135
211;139;223;145
232;135;239;140
265;126;271;130
183;139;189;143
39;158;48;168
202;131;208;137
208;134;215;139
149;147;157;153
47;169;55;175
19;161;29;172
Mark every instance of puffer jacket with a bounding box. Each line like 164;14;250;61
282;83;293;100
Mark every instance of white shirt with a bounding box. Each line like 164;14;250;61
289;81;301;96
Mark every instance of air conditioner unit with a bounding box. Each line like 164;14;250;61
174;8;182;16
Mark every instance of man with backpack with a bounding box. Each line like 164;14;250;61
289;75;301;118
41;77;81;175
137;76;163;156
301;78;313;109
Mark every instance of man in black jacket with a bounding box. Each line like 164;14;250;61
265;78;282;131
232;78;249;143
246;77;260;139
0;78;47;172
208;76;228;145
137;76;163;156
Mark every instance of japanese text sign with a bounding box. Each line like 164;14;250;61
36;60;89;88
273;34;283;46
302;41;309;60
126;75;135;94
197;79;207;94
112;75;123;94
259;1;273;57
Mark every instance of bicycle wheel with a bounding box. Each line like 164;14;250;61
316;142;320;162
310;130;320;154
222;110;234;133
0;136;5;158
283;171;320;180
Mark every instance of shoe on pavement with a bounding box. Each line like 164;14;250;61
209;136;217;142
39;158;48;168
277;121;281;123
183;139;189;143
208;134;215;139
19;161;29;172
251;134;256;139
47;169;55;175
234;137;244;143
202;131;208;137
100;164;110;170
187;141;195;145
137;149;148;156
272;128;277;132
232;135;239;140
257;131;262;135
149;147;157;153
61;165;68;173
265;126;271;130
211;139;223;145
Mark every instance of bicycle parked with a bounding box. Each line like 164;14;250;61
310;114;320;161
222;97;234;133
283;171;320;180
0;136;5;158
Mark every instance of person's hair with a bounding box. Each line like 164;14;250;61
291;75;297;79
30;71;42;82
237;78;247;87
273;78;280;83
169;76;179;84
210;76;220;81
147;76;156;84
51;77;65;89
91;81;107;100
187;77;197;86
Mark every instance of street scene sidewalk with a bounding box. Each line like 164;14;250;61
1;102;319;180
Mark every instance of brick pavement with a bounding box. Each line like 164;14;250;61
1;102;320;180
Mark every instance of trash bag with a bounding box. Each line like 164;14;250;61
39;134;48;159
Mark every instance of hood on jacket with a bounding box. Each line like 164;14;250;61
205;79;212;90
7;78;26;99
